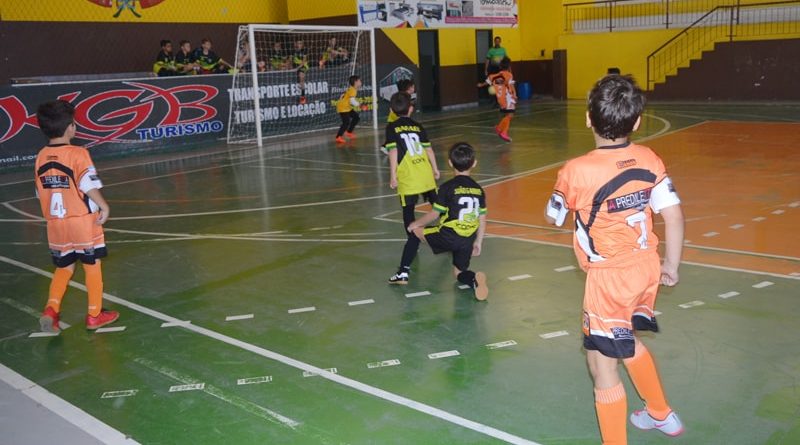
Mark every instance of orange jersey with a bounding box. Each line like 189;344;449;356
35;144;103;221
486;70;516;110
550;142;680;270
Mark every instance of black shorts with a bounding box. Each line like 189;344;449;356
500;108;515;114
424;228;474;272
399;190;437;208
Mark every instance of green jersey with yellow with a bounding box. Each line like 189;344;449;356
385;116;436;196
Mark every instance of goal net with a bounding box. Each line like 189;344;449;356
227;24;377;146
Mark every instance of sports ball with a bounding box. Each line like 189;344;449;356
488;86;496;96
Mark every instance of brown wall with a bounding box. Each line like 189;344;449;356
0;21;241;83
650;38;800;100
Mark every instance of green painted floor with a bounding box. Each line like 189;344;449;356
1;100;799;444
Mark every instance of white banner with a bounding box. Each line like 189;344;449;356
357;0;518;28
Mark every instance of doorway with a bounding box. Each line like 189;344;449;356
417;30;440;111
475;29;493;104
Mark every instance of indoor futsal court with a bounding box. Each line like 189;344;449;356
1;100;799;444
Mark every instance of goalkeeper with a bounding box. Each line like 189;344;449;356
335;75;364;144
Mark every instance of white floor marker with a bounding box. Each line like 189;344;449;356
718;291;740;299
539;331;569;339
428;350;460;359
288;307;316;314
225;314;254;322
679;300;705;309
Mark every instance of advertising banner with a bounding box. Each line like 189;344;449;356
0;75;231;170
357;0;518;28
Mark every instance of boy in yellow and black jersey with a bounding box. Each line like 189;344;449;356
386;91;440;285
408;142;489;300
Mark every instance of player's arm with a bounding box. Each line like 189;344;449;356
650;176;683;286
86;188;110;225
388;147;399;189
473;213;487;256
424;146;440;179
408;209;440;232
544;191;568;226
349;92;360;110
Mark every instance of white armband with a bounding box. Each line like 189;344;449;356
79;167;103;194
649;177;680;213
546;193;569;226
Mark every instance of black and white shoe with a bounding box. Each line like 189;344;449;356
388;271;409;285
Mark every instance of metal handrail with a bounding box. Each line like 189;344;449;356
564;0;741;32
646;0;800;89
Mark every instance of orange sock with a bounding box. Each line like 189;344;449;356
83;262;103;317
497;115;511;133
47;267;74;313
594;382;627;445
624;344;671;420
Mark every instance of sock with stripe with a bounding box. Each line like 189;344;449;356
46;266;74;313
594;382;627;445
83;261;103;317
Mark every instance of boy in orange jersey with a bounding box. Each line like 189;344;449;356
477;57;516;142
544;75;685;444
35;100;120;333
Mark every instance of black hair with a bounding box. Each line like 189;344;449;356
201;38;211;45
390;92;412;116
499;56;511;71
396;78;415;93
179;40;190;47
160;39;171;48
348;75;360;86
449;142;476;172
607;67;621;75
587;74;644;140
494;36;502;42
36;100;75;139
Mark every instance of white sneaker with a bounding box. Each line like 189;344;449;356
630;410;684;437
388;271;409;285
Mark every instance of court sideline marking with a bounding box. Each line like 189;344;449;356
0;254;541;445
0;362;140;445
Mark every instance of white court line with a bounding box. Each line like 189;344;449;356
0;362;140;444
161;321;191;328
303;368;338;378
703;231;719;238
287;307;316;314
458;284;471;290
0;255;540;445
28;332;59;338
237;376;272;385
729;224;745;230
485;340;517;350
101;390;138;399
168;383;205;392
367;359;401;369
95;326;126;334
554;265;576;272
752;281;774;289
679;301;705;309
428;350;460;360
405;291;431;298
753;216;767;222
789;201;800;208
348;299;375;306
772;209;785;215
225;314;254;322
718;291;740;299
508;274;532;281
539;331;569;339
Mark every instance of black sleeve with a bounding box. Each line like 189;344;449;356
385;124;397;148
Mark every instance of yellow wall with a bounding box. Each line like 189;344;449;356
559;29;677;99
287;0;353;22
521;0;562;60
0;0;286;23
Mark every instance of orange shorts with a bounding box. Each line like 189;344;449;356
582;252;660;359
46;213;107;267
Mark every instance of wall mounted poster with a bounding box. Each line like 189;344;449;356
357;0;518;28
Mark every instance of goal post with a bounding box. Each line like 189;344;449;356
227;24;378;147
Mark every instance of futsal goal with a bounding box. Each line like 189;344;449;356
227;24;378;146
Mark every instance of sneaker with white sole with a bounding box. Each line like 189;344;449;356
388;271;409;285
630;410;684;437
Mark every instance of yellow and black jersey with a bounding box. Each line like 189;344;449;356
432;175;487;238
153;50;176;75
385;116;436;196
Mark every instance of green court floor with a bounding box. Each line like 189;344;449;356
1;101;799;444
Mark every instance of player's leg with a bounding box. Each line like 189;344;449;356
584;267;635;445
624;258;683;436
497;111;513;142
82;259;119;330
588;351;628;445
451;243;487;300
390;194;420;284
40;262;76;333
345;110;360;138
336;112;350;143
